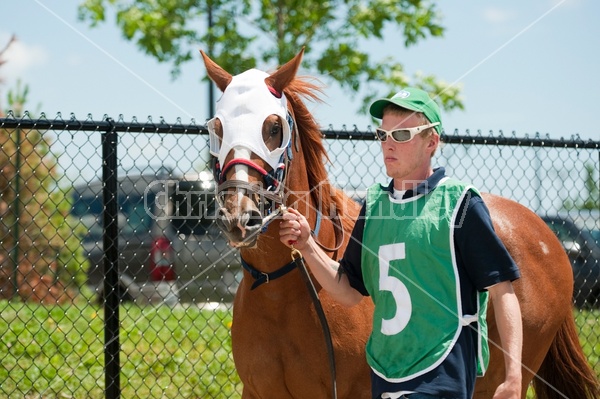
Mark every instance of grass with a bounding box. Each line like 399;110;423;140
574;307;600;377
0;301;598;399
0;300;241;399
525;308;599;398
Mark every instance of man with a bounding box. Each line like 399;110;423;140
279;87;522;399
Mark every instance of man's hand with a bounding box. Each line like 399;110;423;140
279;207;311;250
492;381;521;399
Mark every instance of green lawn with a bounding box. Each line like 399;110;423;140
0;300;241;399
0;300;597;399
574;308;600;377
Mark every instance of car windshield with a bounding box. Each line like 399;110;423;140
72;193;154;241
169;180;217;235
590;229;600;245
570;211;600;246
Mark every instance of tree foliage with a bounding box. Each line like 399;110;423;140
0;35;17;111
1;67;88;303
563;163;600;211
78;0;463;116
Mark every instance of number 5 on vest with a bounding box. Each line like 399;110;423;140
379;243;412;335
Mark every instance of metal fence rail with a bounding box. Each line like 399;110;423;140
0;114;598;399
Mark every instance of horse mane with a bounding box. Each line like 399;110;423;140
283;77;356;232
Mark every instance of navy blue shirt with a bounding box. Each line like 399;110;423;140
340;167;520;399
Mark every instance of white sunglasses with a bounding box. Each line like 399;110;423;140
375;122;440;143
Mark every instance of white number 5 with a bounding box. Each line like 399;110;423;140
379;243;412;335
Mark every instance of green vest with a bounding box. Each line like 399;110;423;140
361;178;489;382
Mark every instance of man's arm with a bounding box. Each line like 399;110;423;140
488;281;523;398
279;207;363;307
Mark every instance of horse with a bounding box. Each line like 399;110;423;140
200;49;599;399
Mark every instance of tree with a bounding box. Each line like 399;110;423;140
78;0;463;116
563;163;600;211
0;35;17;113
0;41;88;303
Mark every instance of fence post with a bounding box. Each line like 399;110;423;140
10;127;21;298
102;119;120;399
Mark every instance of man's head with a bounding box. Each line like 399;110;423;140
369;89;442;182
369;87;442;135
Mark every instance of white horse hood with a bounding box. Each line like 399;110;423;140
210;68;291;171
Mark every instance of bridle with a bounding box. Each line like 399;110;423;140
211;112;296;231
211;103;347;252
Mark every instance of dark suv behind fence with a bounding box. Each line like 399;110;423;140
71;172;241;305
541;210;600;307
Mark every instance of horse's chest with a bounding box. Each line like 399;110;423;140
234;339;327;398
231;300;330;396
232;305;323;361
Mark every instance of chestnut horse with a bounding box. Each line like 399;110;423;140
200;49;599;399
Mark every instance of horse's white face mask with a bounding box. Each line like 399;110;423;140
207;69;291;172
201;48;304;247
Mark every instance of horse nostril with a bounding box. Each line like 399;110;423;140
246;209;263;228
217;207;234;232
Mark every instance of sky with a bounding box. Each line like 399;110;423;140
1;0;599;142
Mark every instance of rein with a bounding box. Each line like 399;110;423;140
240;247;338;399
290;247;338;399
313;213;345;254
239;206;339;399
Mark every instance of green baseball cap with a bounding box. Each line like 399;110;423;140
369;87;442;134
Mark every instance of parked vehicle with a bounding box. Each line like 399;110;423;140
541;210;600;307
71;171;241;305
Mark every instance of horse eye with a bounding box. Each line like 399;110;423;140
263;118;284;150
270;123;282;136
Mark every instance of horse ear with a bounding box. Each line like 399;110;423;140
265;47;305;94
200;50;233;92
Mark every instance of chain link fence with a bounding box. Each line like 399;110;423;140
0;114;598;398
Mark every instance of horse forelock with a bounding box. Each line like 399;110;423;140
284;77;354;229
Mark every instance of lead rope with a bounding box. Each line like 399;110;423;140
290;246;338;399
281;112;336;397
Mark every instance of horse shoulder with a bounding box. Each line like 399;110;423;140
482;192;573;298
482;193;571;272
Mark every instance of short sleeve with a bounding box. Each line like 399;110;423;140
454;194;521;290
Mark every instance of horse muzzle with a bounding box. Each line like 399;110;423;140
214;175;287;247
216;201;264;248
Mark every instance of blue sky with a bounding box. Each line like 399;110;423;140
1;0;599;141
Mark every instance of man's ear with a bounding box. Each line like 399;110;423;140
427;133;440;156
